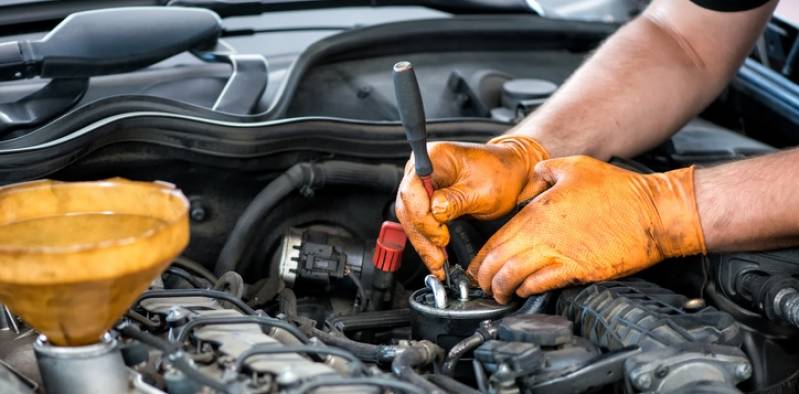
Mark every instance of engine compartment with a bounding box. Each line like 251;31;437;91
1;6;799;394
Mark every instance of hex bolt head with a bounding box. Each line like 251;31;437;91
635;374;652;390
735;363;752;380
654;365;669;379
189;199;207;222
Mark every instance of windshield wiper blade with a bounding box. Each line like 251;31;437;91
167;0;534;18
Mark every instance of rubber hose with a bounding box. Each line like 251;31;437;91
309;328;399;363
442;333;485;376
391;342;445;394
426;374;482;394
214;161;401;276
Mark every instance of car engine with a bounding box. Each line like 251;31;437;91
0;4;798;394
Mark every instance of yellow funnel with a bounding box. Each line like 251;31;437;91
0;178;189;346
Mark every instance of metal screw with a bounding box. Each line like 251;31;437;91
190;204;206;221
654;365;669;378
735;363;752;380
634;374;652;390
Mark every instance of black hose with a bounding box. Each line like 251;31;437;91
117;324;233;394
173;256;218;284
291;377;426;394
426;374;482;394
511;293;551;316
164;266;206;289
125;310;160;330
136;289;256;315
214;161;402;276
175;316;309;344
309;328;400;363
391;341;445;394
442;333;485;376
234;344;364;376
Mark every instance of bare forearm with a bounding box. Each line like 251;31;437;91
509;0;775;160
696;149;799;252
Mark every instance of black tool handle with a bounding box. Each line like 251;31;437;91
393;61;433;177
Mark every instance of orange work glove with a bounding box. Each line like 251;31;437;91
467;155;707;304
395;135;550;280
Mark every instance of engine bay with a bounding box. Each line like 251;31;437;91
0;4;799;394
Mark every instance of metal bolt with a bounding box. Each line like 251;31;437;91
735;363;752;380
276;370;300;386
683;298;706;311
654;365;669;379
190;206;206;222
634;374;652;390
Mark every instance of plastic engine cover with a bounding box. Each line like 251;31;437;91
556;278;741;351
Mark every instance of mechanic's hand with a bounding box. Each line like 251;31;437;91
467;156;707;304
396;135;549;279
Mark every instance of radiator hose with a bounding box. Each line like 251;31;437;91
214;161;402;276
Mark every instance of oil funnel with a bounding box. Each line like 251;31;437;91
0;178;189;346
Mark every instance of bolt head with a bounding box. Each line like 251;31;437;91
735;363;752;379
635;374;652;390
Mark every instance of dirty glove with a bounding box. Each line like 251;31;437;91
467;155;707;304
395;135;549;279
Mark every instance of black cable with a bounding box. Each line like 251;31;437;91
136;289;256;315
426;374;482;394
173;256;218;283
473;359;489;393
125;310;160;330
234;344;364;376
291;377;426;394
442;333;485;376
346;269;367;313
308;328;399;363
175;316;309;344
391;343;445;394
117;324;232;394
164;266;205;288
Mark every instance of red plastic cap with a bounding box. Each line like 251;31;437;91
373;221;407;272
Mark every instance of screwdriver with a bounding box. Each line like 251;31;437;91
393;60;451;288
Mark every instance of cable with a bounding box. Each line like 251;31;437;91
164;266;205;289
442;333;485;376
136;289;256;315
234;344;364;376
173;256;218;283
125;310;160;330
346;268;367;313
117;324;232;394
308;328;399;363
292;377;426;394
473;359;489;393
175;316;309;344
391;341;445;394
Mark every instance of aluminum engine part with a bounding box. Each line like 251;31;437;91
556;278;749;393
625;343;750;393
556;278;742;350
409;287;517;350
34;333;128;394
138;294;373;393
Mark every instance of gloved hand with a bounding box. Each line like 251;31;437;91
467;155;707;304
395;135;550;279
